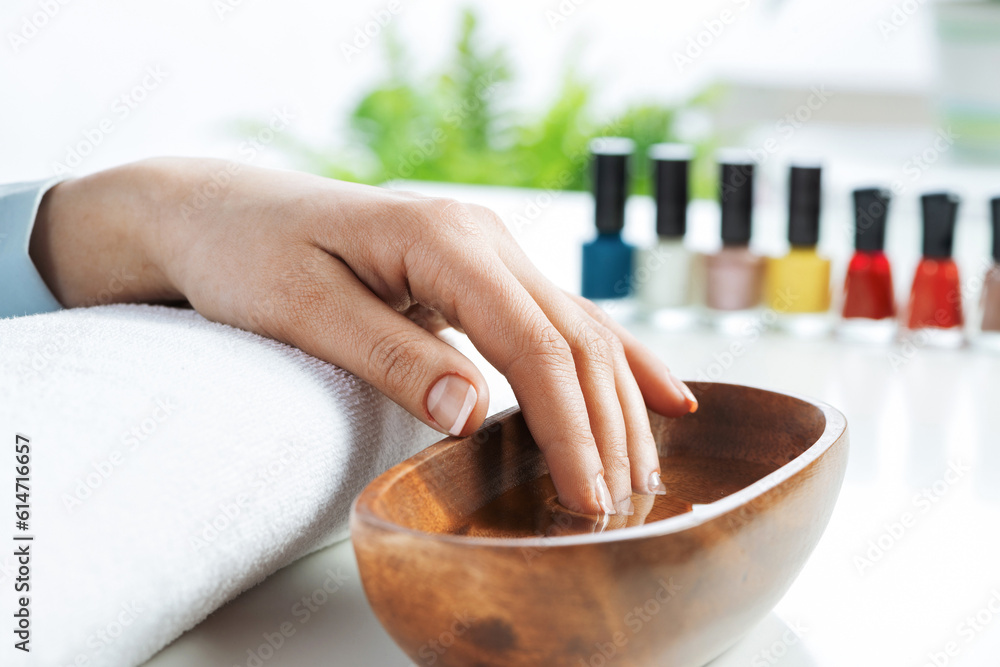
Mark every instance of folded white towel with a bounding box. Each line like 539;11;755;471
0;304;512;667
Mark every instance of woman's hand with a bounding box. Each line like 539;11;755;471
30;157;697;515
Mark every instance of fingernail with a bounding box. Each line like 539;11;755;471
595;474;617;515
427;374;478;436
648;471;667;495
671;374;699;413
616;496;635;516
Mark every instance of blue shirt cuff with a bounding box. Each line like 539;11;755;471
0;177;67;318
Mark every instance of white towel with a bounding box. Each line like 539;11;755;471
0;304;513;667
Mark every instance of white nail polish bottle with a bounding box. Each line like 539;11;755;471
636;144;697;330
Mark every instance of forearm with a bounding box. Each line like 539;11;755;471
29;160;182;307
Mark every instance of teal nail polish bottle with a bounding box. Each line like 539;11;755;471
582;138;635;300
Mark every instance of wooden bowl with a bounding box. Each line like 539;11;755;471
350;382;848;667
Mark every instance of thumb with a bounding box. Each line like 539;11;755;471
263;253;490;437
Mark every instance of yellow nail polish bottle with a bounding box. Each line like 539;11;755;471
765;164;832;336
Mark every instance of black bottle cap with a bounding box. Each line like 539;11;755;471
649;143;691;238
717;150;754;246
788;164;822;246
853;188;891;252
920;192;960;259
991;196;1000;263
590;137;634;234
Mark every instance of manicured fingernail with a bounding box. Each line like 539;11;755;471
671;374;699;413
427;374;477;436
595;474;616;515
648;471;667;495
616;496;635;516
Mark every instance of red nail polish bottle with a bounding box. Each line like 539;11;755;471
839;188;896;343
903;192;964;348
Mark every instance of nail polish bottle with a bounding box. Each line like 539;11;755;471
973;196;1000;350
838;188;897;343
581;138;635;305
704;153;765;333
765;164;832;336
903;192;964;348
635;144;697;329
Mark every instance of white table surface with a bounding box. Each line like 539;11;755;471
145;182;1000;667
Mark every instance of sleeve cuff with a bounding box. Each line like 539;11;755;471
0;177;67;318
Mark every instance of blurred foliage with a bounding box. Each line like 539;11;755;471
281;8;721;199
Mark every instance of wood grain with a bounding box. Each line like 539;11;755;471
351;382;848;667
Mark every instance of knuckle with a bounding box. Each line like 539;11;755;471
532;324;574;362
509;323;574;376
421;198;481;238
597;324;627;362
364;329;423;396
569;321;614;369
467;203;507;234
603;442;631;473
578;296;612;325
406;199;489;288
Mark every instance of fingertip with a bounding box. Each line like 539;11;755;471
642;372;696;417
670;375;698;412
672;375;699;414
426;373;487;436
549;469;608;517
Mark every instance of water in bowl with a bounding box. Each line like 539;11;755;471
453;454;777;538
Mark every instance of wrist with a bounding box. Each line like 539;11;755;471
30;160;183;307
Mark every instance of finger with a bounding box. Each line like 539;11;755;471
569;293;698;417
266;246;489;437
403;303;452;334
404;225;612;516
520;287;649;502
493;235;659;501
548;503;611;536
626;493;657;528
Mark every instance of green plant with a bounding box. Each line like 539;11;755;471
277;8;720;199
